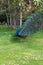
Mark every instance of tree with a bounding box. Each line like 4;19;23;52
0;0;35;29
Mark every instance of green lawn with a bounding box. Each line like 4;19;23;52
0;25;43;65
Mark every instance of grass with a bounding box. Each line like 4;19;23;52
0;25;43;65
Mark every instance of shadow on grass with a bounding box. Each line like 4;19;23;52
10;36;27;43
10;30;40;44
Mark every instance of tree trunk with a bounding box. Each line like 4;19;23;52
20;7;22;28
6;13;10;26
10;14;13;28
13;16;16;29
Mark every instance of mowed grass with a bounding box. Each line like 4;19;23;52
0;25;43;65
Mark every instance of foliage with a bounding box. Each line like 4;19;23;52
39;0;43;12
33;0;43;12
